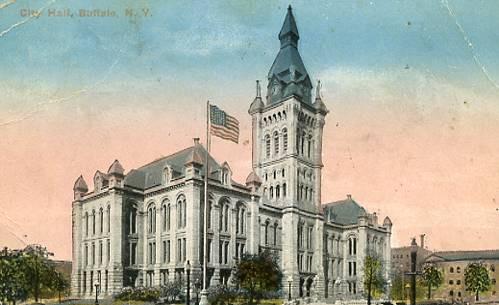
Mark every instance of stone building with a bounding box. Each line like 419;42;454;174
424;250;499;302
71;6;392;301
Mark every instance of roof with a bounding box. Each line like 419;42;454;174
124;144;222;190
73;175;88;192
107;159;125;175
245;171;262;185
427;250;499;262
323;196;367;225
267;6;312;105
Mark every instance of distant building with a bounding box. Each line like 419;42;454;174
70;6;393;302
425;250;499;302
391;235;432;275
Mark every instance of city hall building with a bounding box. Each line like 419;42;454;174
71;7;392;301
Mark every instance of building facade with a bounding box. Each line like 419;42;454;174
424;250;499;302
71;7;392;301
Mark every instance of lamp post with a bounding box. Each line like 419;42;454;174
185;260;191;305
410;238;417;305
94;281;100;305
288;275;293;301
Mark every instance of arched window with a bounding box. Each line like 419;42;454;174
296;129;300;153
148;205;156;233
163;167;170;184
270;186;274;199
273;131;279;155
265;134;271;158
276;185;280;198
106;205;111;233
236;203;246;235
177;195;186;229
282;168;285;177
99;208;104;234
129;207;137;234
283;183;287;197
92;210;96;235
301;131;306;155
264;221;270;245
207;196;213;229
282;128;288;153
305;187;309;200
307;135;312;158
224;205;229;232
162;200;170;232
85;212;89;236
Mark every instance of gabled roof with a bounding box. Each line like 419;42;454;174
426;250;499;262
124;144;222;190
323;195;366;225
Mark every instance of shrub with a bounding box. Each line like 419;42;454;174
115;286;161;302
207;285;238;305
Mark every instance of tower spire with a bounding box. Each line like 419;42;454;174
256;80;261;98
279;5;299;48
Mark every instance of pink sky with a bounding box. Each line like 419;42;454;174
0;67;498;260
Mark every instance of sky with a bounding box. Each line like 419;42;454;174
0;0;498;260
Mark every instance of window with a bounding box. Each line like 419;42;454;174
207;199;212;229
129;207;137;234
491;265;496;272
99;208;104;234
107;239;110;262
449;290;454;297
492;279;497;285
457;280;461;285
162;201;170;231
349;237;357;255
84;244;88;266
450;267;454;273
92;210;96;235
296;129;300;153
148;205;156;233
265;134;271;158
283;183;287;197
85;212;89;236
106;205;111;233
274;131;279;155
307;135;312;158
449;280;454;285
177;195;187;229
264;221;269;245
99;241;103;264
207;239;212;263
270;186;274;199
456;266;461;273
276;184;280;198
130;242;137;265
273;223;278;245
224;205;229;232
91;243;95;265
282;128;288;153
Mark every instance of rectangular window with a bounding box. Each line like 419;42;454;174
207;239;212;263
219;241;223;264
182;238;186;262
107;239;110;263
130;242;136;265
82;272;86;292
167;240;171;263
162;241;166;263
91;243;95;265
84;244;88;266
99;241;103;264
178;239;181;262
224;242;229;265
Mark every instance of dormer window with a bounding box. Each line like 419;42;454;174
221;163;231;186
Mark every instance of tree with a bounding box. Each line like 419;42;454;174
50;270;70;303
21;244;55;302
234;250;283;305
421;264;443;300
363;255;385;305
464;262;491;301
0;248;29;305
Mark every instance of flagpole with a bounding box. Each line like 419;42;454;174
200;100;210;305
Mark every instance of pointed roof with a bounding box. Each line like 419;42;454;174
107;159;125;176
185;146;204;166
73;175;88;192
268;6;312;104
249;80;264;114
383;216;392;227
279;5;299;42
245;171;262;185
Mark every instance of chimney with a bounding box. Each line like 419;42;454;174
193;138;200;145
420;234;425;249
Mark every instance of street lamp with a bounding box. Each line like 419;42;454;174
185;260;191;305
287;275;293;301
94;280;100;305
410;238;417;305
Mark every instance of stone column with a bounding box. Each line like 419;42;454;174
108;190;124;294
71;201;82;297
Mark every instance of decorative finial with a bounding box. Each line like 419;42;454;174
316;80;322;99
256;80;261;98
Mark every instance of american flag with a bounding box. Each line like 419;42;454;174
210;105;239;144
